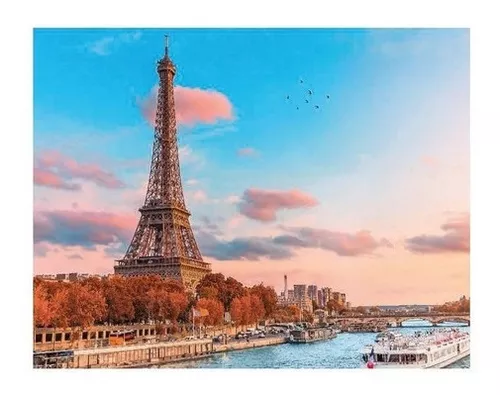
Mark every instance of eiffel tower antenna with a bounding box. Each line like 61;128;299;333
114;37;211;290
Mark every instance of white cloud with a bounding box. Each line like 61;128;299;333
85;31;142;56
179;145;204;167
225;195;241;204
192;190;208;202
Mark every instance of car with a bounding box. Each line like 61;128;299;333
258;333;266;338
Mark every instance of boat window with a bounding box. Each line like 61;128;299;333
46;333;53;342
55;333;62;342
82;332;88;340
64;332;71;341
35;334;43;343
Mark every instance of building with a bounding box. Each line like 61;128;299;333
317;290;324;307
114;38;211;290
284;275;288;300
287;290;294;300
294;284;307;301
340;293;346;306
321;287;332;305
35;273;103;282
307;285;318;303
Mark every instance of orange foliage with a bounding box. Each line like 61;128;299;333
33;272;280;329
229;295;265;325
196;298;224;326
34;284;53;327
51;282;106;328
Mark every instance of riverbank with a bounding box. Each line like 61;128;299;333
34;339;214;368
214;336;286;353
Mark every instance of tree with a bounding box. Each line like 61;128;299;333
353;306;368;315
223;277;246;311
147;289;188;323
230;298;243;326
102;276;134;324
198;286;219;300
196;298;224;326
34;284;53;327
249;284;278;318
369;306;381;315
52;282;106;328
326;300;343;315
249;294;266;323
302;310;315;324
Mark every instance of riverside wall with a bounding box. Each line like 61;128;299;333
34;339;214;368
214;336;286;353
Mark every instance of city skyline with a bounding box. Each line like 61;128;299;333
34;28;469;305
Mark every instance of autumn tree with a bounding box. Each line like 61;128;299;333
196;273;246;311
147;288;188;323
353;306;368;315
223;277;246;311
196;298;224;326
102;276;134;324
302;310;315;324
230;297;243;326
326;300;344;315
34;283;53;327
249;284;278;318
51;282;106;328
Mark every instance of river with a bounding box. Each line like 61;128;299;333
166;321;470;369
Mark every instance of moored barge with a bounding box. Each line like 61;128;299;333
288;327;337;344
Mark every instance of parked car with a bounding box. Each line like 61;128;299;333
258;333;266;338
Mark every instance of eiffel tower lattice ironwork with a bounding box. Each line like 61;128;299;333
114;37;211;289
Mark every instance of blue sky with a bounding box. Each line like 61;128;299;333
34;28;469;304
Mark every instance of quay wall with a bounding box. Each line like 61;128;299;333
70;339;214;368
214;337;286;353
34;323;258;352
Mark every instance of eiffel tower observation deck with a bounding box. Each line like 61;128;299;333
114;37;211;290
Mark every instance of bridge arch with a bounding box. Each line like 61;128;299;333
432;317;470;326
398;318;434;327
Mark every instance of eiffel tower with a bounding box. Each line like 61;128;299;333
114;37;211;290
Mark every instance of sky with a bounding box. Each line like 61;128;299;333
33;28;469;305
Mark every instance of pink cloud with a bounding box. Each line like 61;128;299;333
34;168;80;191
239;188;319;222
421;155;440;168
140;85;234;128
237;147;259;157
35;151;125;190
405;214;470;254
275;227;393;257
34;210;137;249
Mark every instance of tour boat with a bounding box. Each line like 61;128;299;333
362;328;470;368
288;327;336;344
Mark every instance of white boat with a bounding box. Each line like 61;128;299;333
361;328;470;368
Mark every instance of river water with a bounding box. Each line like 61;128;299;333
167;321;470;369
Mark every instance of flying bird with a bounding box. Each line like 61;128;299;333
326;95;330;99
315;105;320;109
305;99;309;103
296;106;299;110
308;90;313;95
300;79;303;83
286;95;290;100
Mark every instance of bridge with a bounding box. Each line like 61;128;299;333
327;312;470;328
